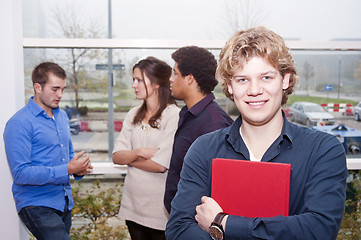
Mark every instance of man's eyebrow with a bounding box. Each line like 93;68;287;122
232;71;278;78
51;86;66;89
260;70;278;75
232;74;246;78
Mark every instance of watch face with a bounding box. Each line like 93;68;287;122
210;225;224;240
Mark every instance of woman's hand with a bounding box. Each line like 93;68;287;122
136;148;158;160
113;148;156;165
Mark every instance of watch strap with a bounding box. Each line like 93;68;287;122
210;212;227;240
212;212;227;226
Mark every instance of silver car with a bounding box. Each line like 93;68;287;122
289;101;335;127
355;102;361;121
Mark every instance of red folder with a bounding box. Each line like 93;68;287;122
211;158;291;218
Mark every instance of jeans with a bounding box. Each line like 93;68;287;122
18;196;72;240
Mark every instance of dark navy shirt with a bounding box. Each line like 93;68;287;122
166;114;348;240
164;93;233;213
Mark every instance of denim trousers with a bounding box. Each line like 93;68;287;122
18;196;72;240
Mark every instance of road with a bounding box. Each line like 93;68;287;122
335;117;361;130
71;131;120;162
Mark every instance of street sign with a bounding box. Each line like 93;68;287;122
95;64;125;70
325;84;333;91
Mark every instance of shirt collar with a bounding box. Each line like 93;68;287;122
280;110;293;145
187;93;215;117
28;96;60;118
225;110;294;153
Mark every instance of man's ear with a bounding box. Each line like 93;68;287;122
227;82;233;95
282;73;290;90
186;74;195;85
33;83;42;94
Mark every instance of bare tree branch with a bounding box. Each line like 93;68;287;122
301;61;315;95
220;0;267;38
50;1;106;109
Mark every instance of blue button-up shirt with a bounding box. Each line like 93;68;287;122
3;97;76;213
164;93;234;213
166;113;348;240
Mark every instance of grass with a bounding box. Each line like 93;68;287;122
287;95;358;107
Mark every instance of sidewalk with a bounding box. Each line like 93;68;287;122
71;111;125;161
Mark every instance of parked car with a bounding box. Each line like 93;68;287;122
70;119;81;135
355;102;361;121
289;101;335;127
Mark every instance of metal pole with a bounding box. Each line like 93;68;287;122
327;91;329;104
107;0;114;161
337;58;341;99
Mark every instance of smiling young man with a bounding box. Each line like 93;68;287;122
164;46;233;214
165;27;348;240
3;62;93;240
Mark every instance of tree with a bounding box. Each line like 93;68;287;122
50;1;107;109
337;171;361;240
71;180;129;239
220;0;267;38
354;59;361;83
301;61;315;95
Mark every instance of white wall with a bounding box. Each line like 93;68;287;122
0;0;28;239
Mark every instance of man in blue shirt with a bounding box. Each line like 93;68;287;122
166;27;348;239
164;46;234;213
3;62;93;240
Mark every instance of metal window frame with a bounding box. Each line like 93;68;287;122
23;38;361;174
23;38;361;50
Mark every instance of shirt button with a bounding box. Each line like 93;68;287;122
60;144;63;147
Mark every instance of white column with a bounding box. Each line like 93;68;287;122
0;0;28;239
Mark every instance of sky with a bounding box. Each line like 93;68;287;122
34;0;361;42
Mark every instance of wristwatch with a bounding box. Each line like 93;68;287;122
209;212;227;240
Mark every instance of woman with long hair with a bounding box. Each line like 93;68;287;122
113;56;179;240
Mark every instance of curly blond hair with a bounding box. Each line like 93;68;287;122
216;26;299;105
